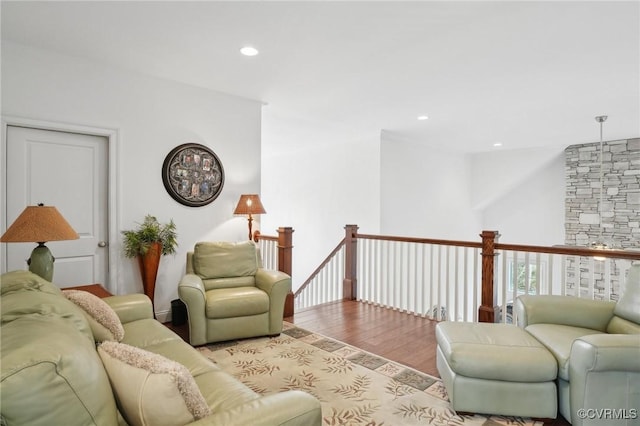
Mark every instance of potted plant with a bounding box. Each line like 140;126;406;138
122;215;177;307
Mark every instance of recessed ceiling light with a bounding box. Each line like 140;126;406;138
493;142;503;147
240;46;259;57
417;115;429;121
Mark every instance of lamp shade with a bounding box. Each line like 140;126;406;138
1;205;79;243
233;194;266;215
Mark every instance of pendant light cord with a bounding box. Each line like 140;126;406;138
599;120;604;240
595;115;608;244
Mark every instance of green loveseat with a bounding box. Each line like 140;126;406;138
516;262;640;425
0;270;321;426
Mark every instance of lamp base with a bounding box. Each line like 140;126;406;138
247;214;254;241
28;243;55;281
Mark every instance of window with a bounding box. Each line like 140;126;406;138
507;259;546;296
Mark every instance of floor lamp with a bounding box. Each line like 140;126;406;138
1;204;79;281
233;194;266;240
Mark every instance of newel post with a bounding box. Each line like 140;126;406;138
277;227;295;317
479;230;500;323
343;224;359;300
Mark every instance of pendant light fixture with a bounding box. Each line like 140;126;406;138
591;115;610;257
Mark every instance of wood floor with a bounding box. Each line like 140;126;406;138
286;300;439;376
167;299;570;425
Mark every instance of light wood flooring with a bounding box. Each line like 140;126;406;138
286;300;439;376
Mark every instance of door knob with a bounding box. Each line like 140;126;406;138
98;241;108;247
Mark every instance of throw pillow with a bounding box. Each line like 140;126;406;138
63;290;125;342
97;341;211;426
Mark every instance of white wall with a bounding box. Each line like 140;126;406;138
474;151;566;246
261;110;380;290
380;131;481;240
470;146;565;208
379;138;565;246
1;41;263;318
262;121;568;293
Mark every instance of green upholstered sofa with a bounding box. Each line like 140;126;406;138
515;262;640;425
436;263;639;425
178;241;290;346
0;270;321;426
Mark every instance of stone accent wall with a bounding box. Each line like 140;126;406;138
565;137;640;299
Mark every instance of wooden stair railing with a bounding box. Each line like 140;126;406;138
293;237;347;310
259;225;640;322
344;227;640;323
253;227;295;317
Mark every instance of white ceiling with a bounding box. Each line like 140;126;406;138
2;1;639;153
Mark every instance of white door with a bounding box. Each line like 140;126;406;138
5;126;109;287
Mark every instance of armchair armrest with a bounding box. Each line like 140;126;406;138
178;273;207;346
515;295;616;332
179;273;206;295
103;294;153;324
255;269;291;295
255;269;291;334
569;334;640;425
188;390;321;426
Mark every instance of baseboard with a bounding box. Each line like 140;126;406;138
155;309;170;323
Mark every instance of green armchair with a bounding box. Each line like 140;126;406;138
178;241;291;346
515;262;640;425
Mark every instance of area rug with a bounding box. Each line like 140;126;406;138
198;322;542;426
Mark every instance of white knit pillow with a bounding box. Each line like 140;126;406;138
98;341;211;426
63;290;125;342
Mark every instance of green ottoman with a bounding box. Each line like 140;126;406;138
436;322;558;419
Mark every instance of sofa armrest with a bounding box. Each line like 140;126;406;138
178;273;207;346
569;334;640;425
571;334;640;373
515;295;616;332
103;294;153;324
188;390;321;426
255;269;291;333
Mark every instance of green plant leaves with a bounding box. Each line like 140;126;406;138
121;214;178;258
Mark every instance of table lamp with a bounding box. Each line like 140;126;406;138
233;194;266;240
1;204;79;281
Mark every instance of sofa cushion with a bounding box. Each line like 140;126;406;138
205;287;269;319
195;369;262;413
121;317;183;348
607;315;640;334
121;319;261;413
525;323;604;381
98;341;211;426
203;276;257;291
63;289;125;342
516;295;615;332
0;269;62;297
122;318;220;378
1;280;94;343
193;241;258;279
612;263;640;325
1;315;119;426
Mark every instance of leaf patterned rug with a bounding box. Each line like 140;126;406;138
197;322;543;426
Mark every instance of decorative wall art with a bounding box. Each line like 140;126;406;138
161;143;225;207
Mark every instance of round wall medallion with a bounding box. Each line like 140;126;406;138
161;143;224;207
